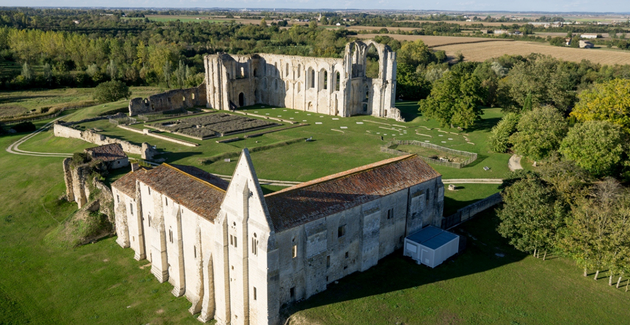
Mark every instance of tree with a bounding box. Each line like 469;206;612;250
21;62;32;81
510;106;568;161
106;59;117;80
397;40;436;68
559;121;626;178
489;112;520;153
497;174;566;258
43;63;52;84
571;79;630;133
176;60;186;89
93;80;131;103
418;70;484;129
163;60;172;88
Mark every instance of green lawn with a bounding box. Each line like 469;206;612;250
443;183;502;216
2;98;628;325
61;102;510;182
287;209;630;324
0;124;202;325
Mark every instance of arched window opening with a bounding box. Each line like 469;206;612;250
254;68;258;77
297;64;301;78
286;63;289;76
335;72;341;91
321;69;328;90
240;67;245;78
366;44;380;79
309;68;315;89
274;79;278;90
238;92;245;107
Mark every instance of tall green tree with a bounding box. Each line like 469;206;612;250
489;112;520;153
163;60;172;88
571;78;630;133
21;62;32;81
510;106;568;161
93;80;131;103
418;70;484;129
497;174;566;259
559;120;626;178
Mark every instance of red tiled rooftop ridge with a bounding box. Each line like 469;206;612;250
264;154;441;232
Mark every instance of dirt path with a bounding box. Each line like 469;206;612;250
508;154;523;171
5;118;73;158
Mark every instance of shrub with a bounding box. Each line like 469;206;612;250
93;80;131;103
489;113;520;153
10;121;36;133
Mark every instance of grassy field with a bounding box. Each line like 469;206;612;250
0;86;161;121
58;101;510;182
2;92;628;324
0;122;202;325
287;208;630;324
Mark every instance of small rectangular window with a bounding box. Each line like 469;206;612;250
165;197;168;206
169;230;173;243
117;195;119;203
194;246;197;258
129;203;133;215
337;225;346;238
426;189;430;204
292;245;297;258
345;251;349;259
290;287;295;299
148;187;151;195
253;287;257;300
230;235;233;246
326;255;330;268
234;236;237;248
387;208;394;219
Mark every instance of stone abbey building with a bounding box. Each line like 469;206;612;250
112;150;444;325
129;40;402;121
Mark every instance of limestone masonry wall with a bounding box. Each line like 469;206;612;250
54;123;157;160
128;83;207;116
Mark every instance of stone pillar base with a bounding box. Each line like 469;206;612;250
171;286;185;297
151;266;169;283
198;311;217;323
134;252;146;261
116;237;130;248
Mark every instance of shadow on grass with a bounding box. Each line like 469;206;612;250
393;101;423;122
162;151;204;164
283;209;526;322
464;153;489;168
467;116;501;132
443;191;487;216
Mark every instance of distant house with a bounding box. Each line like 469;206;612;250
85;143;129;169
493;30;510;35
480;29;489;34
579;40;595;48
581;34;600;39
565;38;572;46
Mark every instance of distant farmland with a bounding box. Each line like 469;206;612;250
351;34;630;65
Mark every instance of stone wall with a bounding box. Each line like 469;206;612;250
128;83;207;116
441;192;503;229
204;40;403;121
54;123;158;160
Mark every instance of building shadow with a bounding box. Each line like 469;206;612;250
281;209;526;322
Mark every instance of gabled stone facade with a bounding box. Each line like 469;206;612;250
204;40;402;121
112;151;443;325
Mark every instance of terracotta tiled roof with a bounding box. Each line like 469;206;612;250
112;164;228;222
264;155;441;232
85;143;127;162
111;170;142;197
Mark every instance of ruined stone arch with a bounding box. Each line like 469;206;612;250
238;92;245;107
335;71;341;91
308;67;315;89
319;68;328;91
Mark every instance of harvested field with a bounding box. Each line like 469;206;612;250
151;113;278;139
349;34;512;47
433;41;630;65
399;20;516;27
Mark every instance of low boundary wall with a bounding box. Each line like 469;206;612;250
54;123;157;160
441;192;503;229
381;140;477;168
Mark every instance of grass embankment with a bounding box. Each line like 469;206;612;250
288;209;630;324
0;122;201;325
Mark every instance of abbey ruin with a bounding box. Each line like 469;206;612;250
111;151;444;325
129;40;402;121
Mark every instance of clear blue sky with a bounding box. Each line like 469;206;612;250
2;0;629;13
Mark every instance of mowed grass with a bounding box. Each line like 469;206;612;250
0;122;202;325
287;209;630;325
